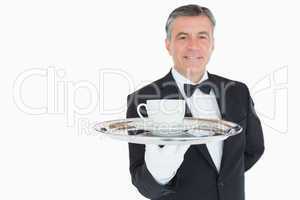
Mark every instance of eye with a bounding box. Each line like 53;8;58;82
199;35;208;39
179;36;187;40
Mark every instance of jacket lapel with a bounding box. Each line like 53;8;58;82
192;73;225;173
208;73;245;177
208;73;229;175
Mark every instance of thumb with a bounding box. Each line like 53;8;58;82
145;144;161;153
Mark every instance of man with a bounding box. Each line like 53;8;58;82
126;4;264;200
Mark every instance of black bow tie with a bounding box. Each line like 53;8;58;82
183;81;212;97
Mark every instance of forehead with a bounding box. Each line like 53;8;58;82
171;16;213;34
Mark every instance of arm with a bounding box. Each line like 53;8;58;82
244;87;265;171
126;94;178;199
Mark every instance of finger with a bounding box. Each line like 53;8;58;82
160;145;178;154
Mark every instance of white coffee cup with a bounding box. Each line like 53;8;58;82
137;99;186;125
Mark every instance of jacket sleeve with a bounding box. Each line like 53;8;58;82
244;87;265;171
126;94;177;199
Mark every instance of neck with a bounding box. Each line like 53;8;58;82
188;73;205;83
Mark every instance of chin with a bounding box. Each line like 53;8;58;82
186;65;205;74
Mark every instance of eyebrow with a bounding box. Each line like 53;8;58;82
175;31;210;39
175;32;188;38
197;31;210;37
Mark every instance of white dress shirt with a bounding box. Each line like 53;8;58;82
146;68;224;185
171;68;224;172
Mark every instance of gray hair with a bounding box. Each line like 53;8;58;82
165;4;216;40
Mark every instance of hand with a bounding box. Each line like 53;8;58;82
145;144;190;185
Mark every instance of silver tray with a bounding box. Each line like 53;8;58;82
94;117;243;145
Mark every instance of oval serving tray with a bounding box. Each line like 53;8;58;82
94;117;243;145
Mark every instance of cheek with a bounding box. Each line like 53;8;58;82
198;39;211;48
170;47;181;58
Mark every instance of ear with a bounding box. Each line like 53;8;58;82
211;37;215;52
165;38;171;55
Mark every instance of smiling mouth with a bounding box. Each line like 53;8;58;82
183;56;203;60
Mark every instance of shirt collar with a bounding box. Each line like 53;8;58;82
171;67;209;98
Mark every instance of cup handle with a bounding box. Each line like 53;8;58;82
137;103;147;119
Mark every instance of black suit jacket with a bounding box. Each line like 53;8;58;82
126;70;264;200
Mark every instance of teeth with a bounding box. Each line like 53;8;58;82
184;56;200;59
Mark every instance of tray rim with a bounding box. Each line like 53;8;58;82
93;117;243;145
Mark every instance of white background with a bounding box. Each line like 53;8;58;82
0;0;298;199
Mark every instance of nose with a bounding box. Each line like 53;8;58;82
187;37;200;50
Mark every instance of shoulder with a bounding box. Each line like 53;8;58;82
209;73;247;87
208;73;250;94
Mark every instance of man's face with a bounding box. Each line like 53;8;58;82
165;16;214;82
